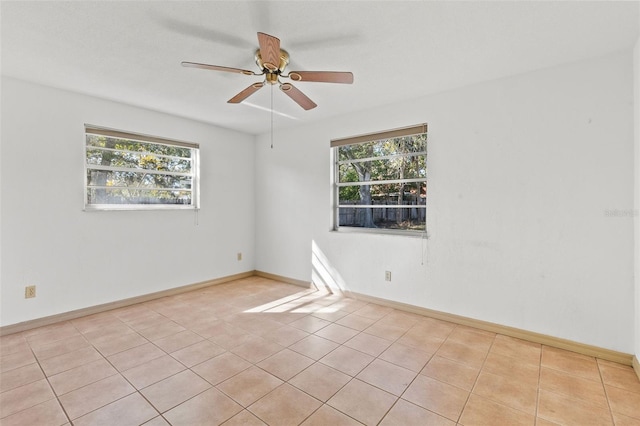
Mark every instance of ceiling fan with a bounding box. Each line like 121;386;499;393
182;32;354;110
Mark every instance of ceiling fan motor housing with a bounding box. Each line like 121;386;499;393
255;48;289;83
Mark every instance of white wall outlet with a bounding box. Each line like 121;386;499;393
385;271;392;282
25;285;36;298
237;252;242;261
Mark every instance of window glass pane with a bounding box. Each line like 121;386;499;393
338;155;426;182
86;148;191;173
337;207;426;231
339;182;426;205
86;170;192;190
86;135;191;158
87;188;192;205
337;135;426;160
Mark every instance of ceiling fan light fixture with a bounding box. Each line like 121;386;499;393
254;49;289;73
277;50;290;72
263;63;278;72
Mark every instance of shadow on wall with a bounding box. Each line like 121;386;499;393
312;240;348;295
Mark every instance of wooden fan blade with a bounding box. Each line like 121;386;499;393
288;71;354;84
257;32;281;72
280;83;317;110
228;82;265;103
182;61;256;76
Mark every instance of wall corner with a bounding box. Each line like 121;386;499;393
634;35;640;364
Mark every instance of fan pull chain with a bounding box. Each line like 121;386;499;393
270;84;274;149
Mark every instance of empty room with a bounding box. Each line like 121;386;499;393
1;1;640;425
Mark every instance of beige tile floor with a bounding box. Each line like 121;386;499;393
1;276;640;425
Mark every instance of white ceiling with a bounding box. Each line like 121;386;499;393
2;1;639;135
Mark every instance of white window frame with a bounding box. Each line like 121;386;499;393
84;125;200;211
332;124;427;236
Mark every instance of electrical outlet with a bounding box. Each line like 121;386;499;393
25;285;36;298
237;252;242;261
385;271;392;282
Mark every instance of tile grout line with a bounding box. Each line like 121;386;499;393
324;308;400;426
596;359;617;426
218;300;363;423
106;302;255;424
219;302;389;424
110;304;227;424
68;315;158;424
453;324;494;425
64;309;188;423
371;312;445;424
28;327;73;425
302;304;394;426
534;343;543;425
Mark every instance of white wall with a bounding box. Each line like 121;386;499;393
0;78;256;326
256;51;636;353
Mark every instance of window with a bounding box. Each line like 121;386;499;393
332;124;427;234
84;125;199;210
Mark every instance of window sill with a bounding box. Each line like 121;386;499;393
332;227;428;238
83;205;198;212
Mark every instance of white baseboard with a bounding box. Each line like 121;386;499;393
0;271;254;336
342;289;633;366
1;270;634;369
254;270;313;288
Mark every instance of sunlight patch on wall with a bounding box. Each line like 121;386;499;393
312;240;348;294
